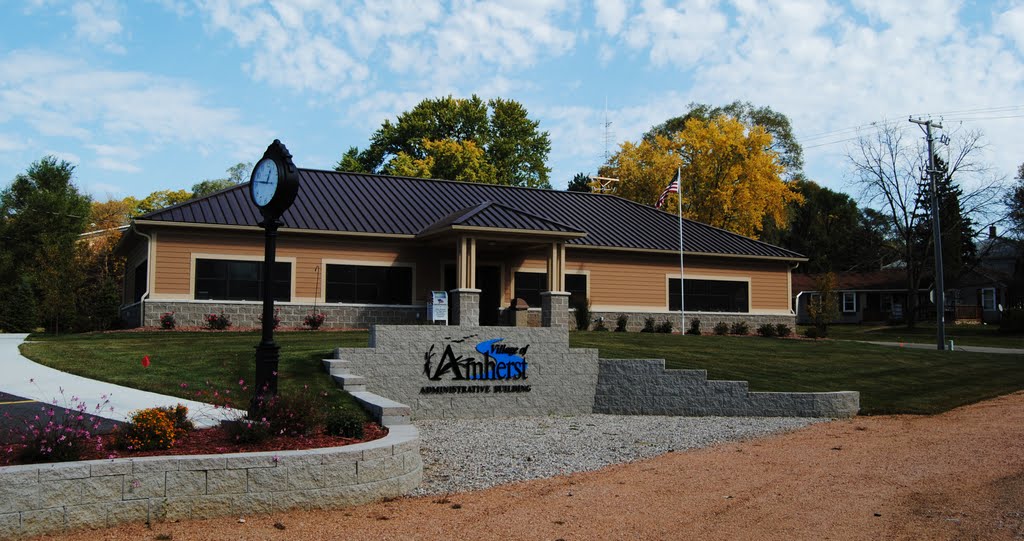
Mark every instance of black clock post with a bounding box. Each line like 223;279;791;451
248;140;299;413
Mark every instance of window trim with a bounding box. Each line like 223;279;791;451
981;288;996;311
320;259;417;306
842;291;857;313
190;253;296;302
665;275;751;313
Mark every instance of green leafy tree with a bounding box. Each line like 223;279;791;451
1009;162;1024;238
191;162;252;198
135;189;192;215
0;157;91;332
335;147;366;173
645;100;804;178
348;95;552;188
911;157;976;285
807;272;840;337
567;172;591;192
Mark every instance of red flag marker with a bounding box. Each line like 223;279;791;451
142;355;151;368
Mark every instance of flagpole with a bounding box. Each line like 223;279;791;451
676;167;684;334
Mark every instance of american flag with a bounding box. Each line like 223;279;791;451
655;172;680;209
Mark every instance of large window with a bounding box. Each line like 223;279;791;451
326;264;412;305
195;259;291;301
513;272;588;308
668;278;748;312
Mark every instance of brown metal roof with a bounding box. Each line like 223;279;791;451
138;169;806;260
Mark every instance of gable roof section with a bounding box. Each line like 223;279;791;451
418;201;585;239
138;169;806;260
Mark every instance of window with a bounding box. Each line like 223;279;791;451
326;264;412;305
981;288;996;311
668;279;748;312
195;259;291;301
566;274;587;308
842;292;857;313
514;272;546;307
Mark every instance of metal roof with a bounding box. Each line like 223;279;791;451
138;169;806;260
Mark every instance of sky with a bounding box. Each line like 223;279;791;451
1;0;1022;204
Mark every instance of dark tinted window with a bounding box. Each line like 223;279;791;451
195;259;291;301
668;278;748;312
325;265;412;305
513;272;546;307
566;274;587;308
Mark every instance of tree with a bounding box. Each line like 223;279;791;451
135;189;191;215
0;157;91;332
807;272;840;337
600;116;802;239
848;122;1001;326
911;157;976;284
1009;163;1024;238
645;101;804;178
191;162;252;198
567;172;592;192
385;139;498;184
335;147;365;173
347;95;552;188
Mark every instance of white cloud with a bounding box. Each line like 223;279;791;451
995;3;1024;53
43;149;81;165
71;0;126;53
0;134;28;152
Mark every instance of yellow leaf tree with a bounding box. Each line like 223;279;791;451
385;139;498;184
600;115;802;239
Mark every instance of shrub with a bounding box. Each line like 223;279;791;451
304;312;326;330
713;322;730;335
159;311;176;330
1001;305;1024;333
804;326;821;339
641;317;656;333
325;407;365;439
757;323;777;337
573;299;591;331
120;407;178;451
232;388;329;444
4;390;107;463
730;321;750;335
686;318;701;335
656;320;673;333
775;323;793;338
615;314;629;332
257;308;281;330
592;318;608;331
205;311;231;330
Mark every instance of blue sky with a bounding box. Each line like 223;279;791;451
1;0;1022;204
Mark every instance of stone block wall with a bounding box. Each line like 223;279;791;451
594;359;859;418
540;292;570;328
138;301;422;329
336;325;600;420
0;426;422;539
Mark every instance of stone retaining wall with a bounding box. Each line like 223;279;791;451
594;360;859;418
138;301;421;329
0;425;422;539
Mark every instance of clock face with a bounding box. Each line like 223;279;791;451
251;158;279;207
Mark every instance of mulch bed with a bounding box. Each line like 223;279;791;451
1;423;388;466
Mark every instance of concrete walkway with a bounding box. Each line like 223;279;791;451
0;334;241;428
849;340;1024;355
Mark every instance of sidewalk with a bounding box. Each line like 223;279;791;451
849;340;1024;355
0;334;241;428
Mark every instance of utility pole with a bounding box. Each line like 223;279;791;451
909;117;946;351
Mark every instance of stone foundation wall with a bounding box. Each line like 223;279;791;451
0;426;421;539
137;301;422;329
594;359;859;418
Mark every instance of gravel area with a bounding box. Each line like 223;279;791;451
411;413;824;496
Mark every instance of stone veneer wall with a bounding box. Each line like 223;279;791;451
138;301;421;329
0;425;421;539
594;360;859;418
335;325;600;420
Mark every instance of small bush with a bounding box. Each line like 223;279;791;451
757;323;777;337
1001;305;1024;333
656;320;673;333
159;311;176;330
593;318;608;331
573;299;591;331
4;391;107;463
304;312;326;330
205;311;231;330
730;321;749;335
686;318;701;336
713;321;730;335
641;317;656;333
325;407;365;439
242;389;328;441
120;408;178;451
804;326;821;339
615;314;629;332
776;323;793;338
257;308;281;330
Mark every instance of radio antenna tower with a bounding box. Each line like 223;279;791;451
602;97;615;165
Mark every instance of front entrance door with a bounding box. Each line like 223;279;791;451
443;264;502;326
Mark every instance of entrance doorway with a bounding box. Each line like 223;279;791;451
444;264;502;325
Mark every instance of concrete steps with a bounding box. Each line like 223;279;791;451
323;354;411;426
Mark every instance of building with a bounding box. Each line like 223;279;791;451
116;169;806;330
793;270;925;325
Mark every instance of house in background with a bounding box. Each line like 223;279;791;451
793;270;925;325
115;168;807;331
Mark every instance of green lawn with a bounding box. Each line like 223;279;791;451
570;332;1024;415
807;323;1024;349
22;330;372;415
20;329;1024;418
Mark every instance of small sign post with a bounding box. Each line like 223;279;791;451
428;290;448;325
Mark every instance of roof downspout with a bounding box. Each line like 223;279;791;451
789;262;800;315
134;225;153;328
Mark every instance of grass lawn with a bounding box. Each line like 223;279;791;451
21;330;372;416
807;323;1024;349
570;332;1024;415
